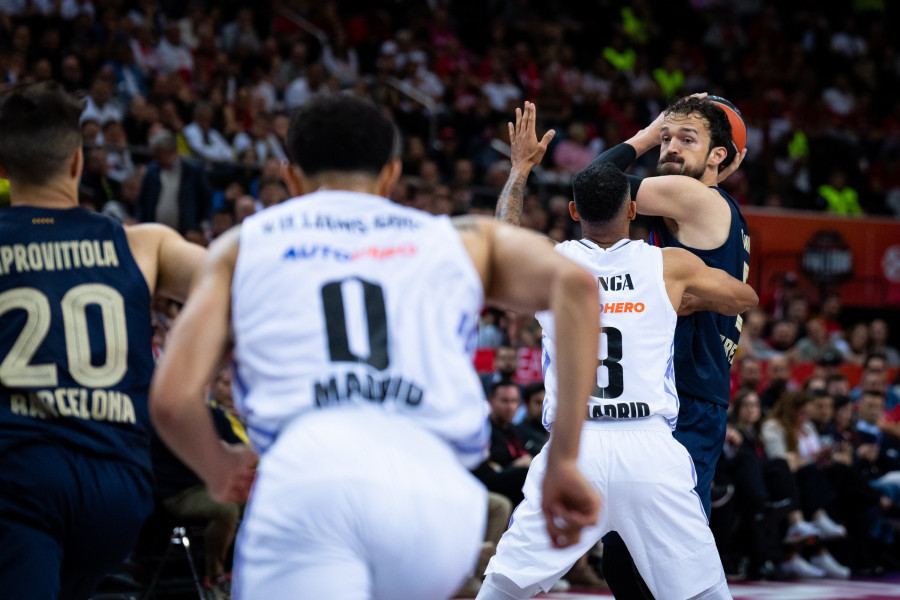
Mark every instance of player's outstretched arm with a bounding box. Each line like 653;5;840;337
149;227;258;504
456;216;600;547
125;223;206;302
496;101;555;226
662;247;758;316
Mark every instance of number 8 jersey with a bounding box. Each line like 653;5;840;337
537;238;679;431
231;191;490;467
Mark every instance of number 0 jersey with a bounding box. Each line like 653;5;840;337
537;238;678;431
231;191;489;467
0;207;155;475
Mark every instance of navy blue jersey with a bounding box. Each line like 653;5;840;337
0;206;154;476
648;187;750;407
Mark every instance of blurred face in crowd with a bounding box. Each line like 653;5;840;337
212;367;234;409
489;383;521;428
834;401;853;432
737;392;761;426
494;346;518;378
658;113;712;180
525;388;545;422
234;195;256;223
770;320;798;351
805;318;827;345
827;376;850;397
739;357;761;388
870;319;890;345
848;323;869;352
805;376;827;393
808;394;834;426
767;356;791;386
858;392;885;426
861;371;886;394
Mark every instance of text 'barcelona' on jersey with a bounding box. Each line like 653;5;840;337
231;190;489;467
538;239;679;431
0;207;155;475
648;187;750;407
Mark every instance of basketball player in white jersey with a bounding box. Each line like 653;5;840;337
476;160;757;600
149;93;601;600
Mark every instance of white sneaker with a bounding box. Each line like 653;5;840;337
812;513;847;540
781;555;826;578
550;578;571;592
811;551;851;579
783;520;819;544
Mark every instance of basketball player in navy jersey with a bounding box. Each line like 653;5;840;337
498;98;751;598
0;82;205;600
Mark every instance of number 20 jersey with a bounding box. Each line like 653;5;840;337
231;191;490;467
537;238;678;431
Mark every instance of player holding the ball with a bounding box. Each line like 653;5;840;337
593;95;752;597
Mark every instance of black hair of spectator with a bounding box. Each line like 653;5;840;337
489;380;520;399
664;96;733;165
832;394;852;412
522;381;545;403
863;352;887;370
572;161;630;225
286;93;397;177
861;389;886;399
0;82;83;186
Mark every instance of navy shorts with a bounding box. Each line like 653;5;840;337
672;395;728;519
0;443;153;600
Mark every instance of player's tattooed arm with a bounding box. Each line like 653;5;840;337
495;101;555;226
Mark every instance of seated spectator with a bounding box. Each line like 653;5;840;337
80;71;123;125
514;382;548;456
733;355;762;398
80;145;121;209
150;366;245;598
793;317;841;364
851;353;900;409
183;101;234;164
761;391;851;578
479;345;519;395
472;382;531;505
136;129;212;240
758;319;799;360
760;355;796;413
869;319;900;367
102;119;135;183
835;322;869;366
156;22;193;76
102;170;141;224
736;308;768;360
232;112;287;166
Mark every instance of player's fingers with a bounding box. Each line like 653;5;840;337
540;129;556;148
515;107;523;133
524;102;534;132
508;122;515;143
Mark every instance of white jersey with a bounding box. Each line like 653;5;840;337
231;190;489;467
537;238;678;430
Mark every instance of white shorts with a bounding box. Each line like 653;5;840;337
234;407;487;600
484;416;729;600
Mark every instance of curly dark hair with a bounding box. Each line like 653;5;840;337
572;161;630;225
287;93;398;177
664;96;734;169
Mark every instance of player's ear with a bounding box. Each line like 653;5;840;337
568;201;580;222
69;146;84;180
708;145;727;171
281;161;306;197
627;200;637;221
378;158;402;197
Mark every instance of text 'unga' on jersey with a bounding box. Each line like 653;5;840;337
538;239;678;431
0;207;155;475
231;190;490;467
648;186;750;407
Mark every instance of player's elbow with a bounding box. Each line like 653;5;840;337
723;284;758;316
148;373;180;432
552;263;599;315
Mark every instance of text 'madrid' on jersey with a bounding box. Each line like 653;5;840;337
648;186;750;407
0;207;155;476
231;190;490;467
538;238;678;432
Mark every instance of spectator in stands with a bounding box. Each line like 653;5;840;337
869;319;900;367
232;112;286;167
479;345;519;394
102;170;141;224
737;308;768;360
136;129;212;242
817;171;863;216
151;366;244;598
472;382;531;505
80;145;120;210
794;317;840;364
183;102;234;164
80;71;123;124
735;356;763;398
836;322;870;366
759;319;799;360
155;22;193;76
851;354;900;409
760;355;796;413
102;119;135;183
514;382;548;456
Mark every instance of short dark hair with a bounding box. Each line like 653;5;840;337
571;161;630;225
287;93;396;177
0;82;83;185
664;96;733;166
489;381;520;399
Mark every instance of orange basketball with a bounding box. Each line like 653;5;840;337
707;95;746;162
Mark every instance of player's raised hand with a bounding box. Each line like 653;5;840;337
541;459;601;549
508;101;555;172
207;443;259;504
717;147;747;184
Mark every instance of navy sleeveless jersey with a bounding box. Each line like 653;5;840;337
0;206;155;476
648;187;749;407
